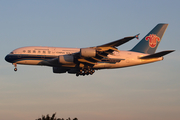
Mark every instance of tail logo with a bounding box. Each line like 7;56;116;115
145;34;160;48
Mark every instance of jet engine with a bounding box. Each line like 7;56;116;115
80;48;96;57
53;67;67;73
58;55;74;64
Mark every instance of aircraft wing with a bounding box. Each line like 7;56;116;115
43;34;139;67
74;34;139;65
97;34;139;47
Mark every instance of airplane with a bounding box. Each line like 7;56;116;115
5;23;174;76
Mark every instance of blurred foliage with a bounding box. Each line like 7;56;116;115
35;113;78;120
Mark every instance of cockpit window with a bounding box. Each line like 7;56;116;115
10;52;14;54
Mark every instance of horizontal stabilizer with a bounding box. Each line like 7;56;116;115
139;50;175;59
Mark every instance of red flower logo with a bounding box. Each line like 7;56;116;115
145;34;160;48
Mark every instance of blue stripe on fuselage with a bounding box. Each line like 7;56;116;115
5;54;57;63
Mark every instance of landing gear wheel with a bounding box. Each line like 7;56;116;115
76;73;79;77
13;63;17;72
14;68;17;71
77;68;95;76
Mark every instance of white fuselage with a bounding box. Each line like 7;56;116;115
6;46;163;69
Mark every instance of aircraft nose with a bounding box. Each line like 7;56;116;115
5;54;11;63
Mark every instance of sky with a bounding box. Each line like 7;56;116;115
0;0;180;120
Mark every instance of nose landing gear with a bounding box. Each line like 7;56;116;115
14;68;17;71
13;63;17;71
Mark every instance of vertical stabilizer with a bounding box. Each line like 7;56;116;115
131;24;168;54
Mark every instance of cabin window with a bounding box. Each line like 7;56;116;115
33;50;36;53
28;50;31;53
43;51;46;54
23;50;26;53
48;51;51;54
38;51;41;53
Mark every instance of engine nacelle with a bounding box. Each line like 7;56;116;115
53;67;67;73
58;55;74;64
80;48;96;57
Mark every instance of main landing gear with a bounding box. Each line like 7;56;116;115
76;69;95;77
13;63;17;71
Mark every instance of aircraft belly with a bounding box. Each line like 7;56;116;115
93;62;121;69
16;60;42;65
116;57;162;68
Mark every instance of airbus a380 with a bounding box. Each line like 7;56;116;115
5;24;174;76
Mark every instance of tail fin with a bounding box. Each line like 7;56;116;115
131;23;168;54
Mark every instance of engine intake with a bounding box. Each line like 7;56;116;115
80;48;96;57
58;55;74;64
